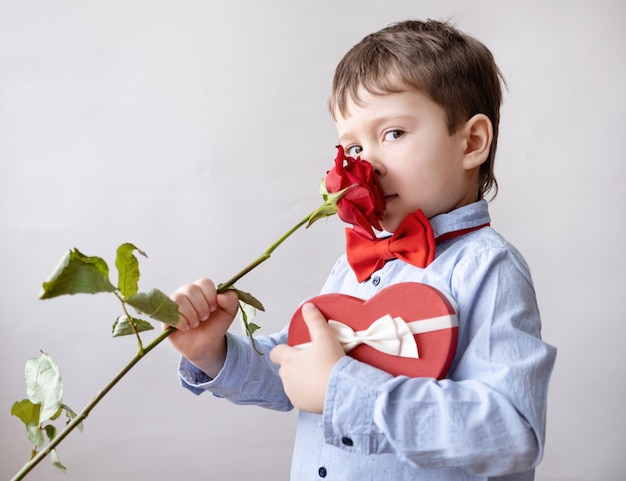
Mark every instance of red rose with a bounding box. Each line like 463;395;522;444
325;145;386;239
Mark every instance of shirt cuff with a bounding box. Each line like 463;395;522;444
177;333;239;396
178;357;215;395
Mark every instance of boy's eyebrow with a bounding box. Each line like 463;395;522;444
374;114;415;125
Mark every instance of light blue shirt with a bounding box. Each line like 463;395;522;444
179;200;557;480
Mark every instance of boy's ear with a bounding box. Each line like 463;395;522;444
461;114;493;170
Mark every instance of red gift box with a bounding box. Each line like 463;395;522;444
288;282;458;378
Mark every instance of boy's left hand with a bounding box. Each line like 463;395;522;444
270;303;345;414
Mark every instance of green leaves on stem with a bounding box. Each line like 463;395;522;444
115;243;147;298
39;248;116;299
11;352;82;473
11;178;351;479
39;243;180;337
14;243;269;476
13;243;180;474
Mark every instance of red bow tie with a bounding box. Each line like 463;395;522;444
346;210;435;282
346;210;489;282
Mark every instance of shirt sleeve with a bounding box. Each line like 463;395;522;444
321;242;557;477
178;326;293;412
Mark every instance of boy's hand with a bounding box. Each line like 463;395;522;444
270;303;345;414
165;278;239;378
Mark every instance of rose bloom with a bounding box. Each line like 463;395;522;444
325;145;386;239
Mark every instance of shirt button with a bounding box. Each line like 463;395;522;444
372;276;381;286
341;436;354;446
318;466;327;477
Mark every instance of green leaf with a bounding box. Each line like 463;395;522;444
44;424;57;441
49;405;63;421
230;287;265;311
115;243;147;298
11;399;41;426
27;423;45;447
126;289;179;325
238;301;257;331
12;400;46;447
11;399;44;447
11;399;46;447
51;449;67;473
62;404;84;432
246;322;261;336
112;315;155;337
24;352;64;423
40;248;116;299
237;301;263;354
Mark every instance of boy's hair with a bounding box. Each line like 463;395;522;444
330;19;504;199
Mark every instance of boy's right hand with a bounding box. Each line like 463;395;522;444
166;278;240;379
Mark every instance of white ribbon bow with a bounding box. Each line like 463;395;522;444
329;314;419;358
294;313;458;359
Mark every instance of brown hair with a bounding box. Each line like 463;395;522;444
330;19;504;199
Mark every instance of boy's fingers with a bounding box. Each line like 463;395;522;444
301;303;332;343
269;343;292;365
170;278;216;324
270;303;340;366
216;289;241;317
194;278;218;312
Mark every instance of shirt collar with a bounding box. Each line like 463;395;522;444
429;200;491;239
374;200;490;239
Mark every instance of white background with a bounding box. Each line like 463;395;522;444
1;1;624;480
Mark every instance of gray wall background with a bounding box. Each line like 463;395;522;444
1;1;624;480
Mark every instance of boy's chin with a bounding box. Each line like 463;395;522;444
379;208;427;233
379;218;401;234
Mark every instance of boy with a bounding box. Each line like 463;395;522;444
168;20;557;480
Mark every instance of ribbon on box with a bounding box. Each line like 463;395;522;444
295;313;458;359
288;282;459;378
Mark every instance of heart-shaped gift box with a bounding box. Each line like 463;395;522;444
288;282;458;378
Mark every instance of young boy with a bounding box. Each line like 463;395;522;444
168;20;557;480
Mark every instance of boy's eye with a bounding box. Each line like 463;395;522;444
346;145;363;157
383;130;404;141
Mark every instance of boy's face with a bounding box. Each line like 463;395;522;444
334;89;480;232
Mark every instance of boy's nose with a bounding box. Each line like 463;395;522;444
365;155;386;177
